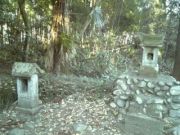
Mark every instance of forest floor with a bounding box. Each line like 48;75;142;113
0;71;127;135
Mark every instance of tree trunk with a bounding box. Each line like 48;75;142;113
172;19;180;80
18;0;30;61
0;25;3;45
45;0;69;73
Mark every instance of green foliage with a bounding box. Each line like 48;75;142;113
70;0;91;32
0;0;18;24
0;0;171;73
101;0;141;33
0;81;17;110
58;33;73;49
29;0;52;20
100;0;166;33
138;0;166;33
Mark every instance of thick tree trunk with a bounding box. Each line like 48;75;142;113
18;0;30;61
172;19;180;80
45;0;69;73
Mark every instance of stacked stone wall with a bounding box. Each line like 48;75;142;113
112;73;180;134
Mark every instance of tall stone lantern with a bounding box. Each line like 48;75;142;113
12;62;44;115
139;33;163;77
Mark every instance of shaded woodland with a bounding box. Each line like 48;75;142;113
0;0;179;77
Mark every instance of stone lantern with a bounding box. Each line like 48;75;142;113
139;33;163;77
12;62;44;115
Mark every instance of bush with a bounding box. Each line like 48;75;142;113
0;80;17;111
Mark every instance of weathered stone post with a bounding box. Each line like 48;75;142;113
139;33;163;77
12;62;44;115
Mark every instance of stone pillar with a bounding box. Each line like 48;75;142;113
12;62;44;115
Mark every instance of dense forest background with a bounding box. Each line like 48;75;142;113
0;0;180;79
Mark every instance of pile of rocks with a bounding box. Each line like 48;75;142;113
112;73;180;119
110;74;180;135
111;73;180;134
169;86;180;119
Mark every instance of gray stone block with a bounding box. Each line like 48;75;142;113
175;81;180;85
167;82;174;86
138;66;158;78
170;86;180;95
171;103;180;110
8;128;25;135
125;113;164;135
172;125;180;135
146;104;167;118
158;81;165;86
146;97;164;104
73;123;87;133
119;80;127;91
128;102;144;114
138;81;147;88
172;96;180;103
135;96;143;104
119;95;128;100
147;82;155;89
113;90;122;96
156;91;166;96
116;99;126;108
154;87;161;92
162;86;170;91
132;78;138;84
170;109;180;118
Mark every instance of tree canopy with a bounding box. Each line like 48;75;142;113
0;0;179;77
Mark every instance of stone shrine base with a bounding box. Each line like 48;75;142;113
125;113;164;135
139;66;158;78
15;104;43;121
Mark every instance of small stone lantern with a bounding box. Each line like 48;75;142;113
139;33;163;77
12;62;44;114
